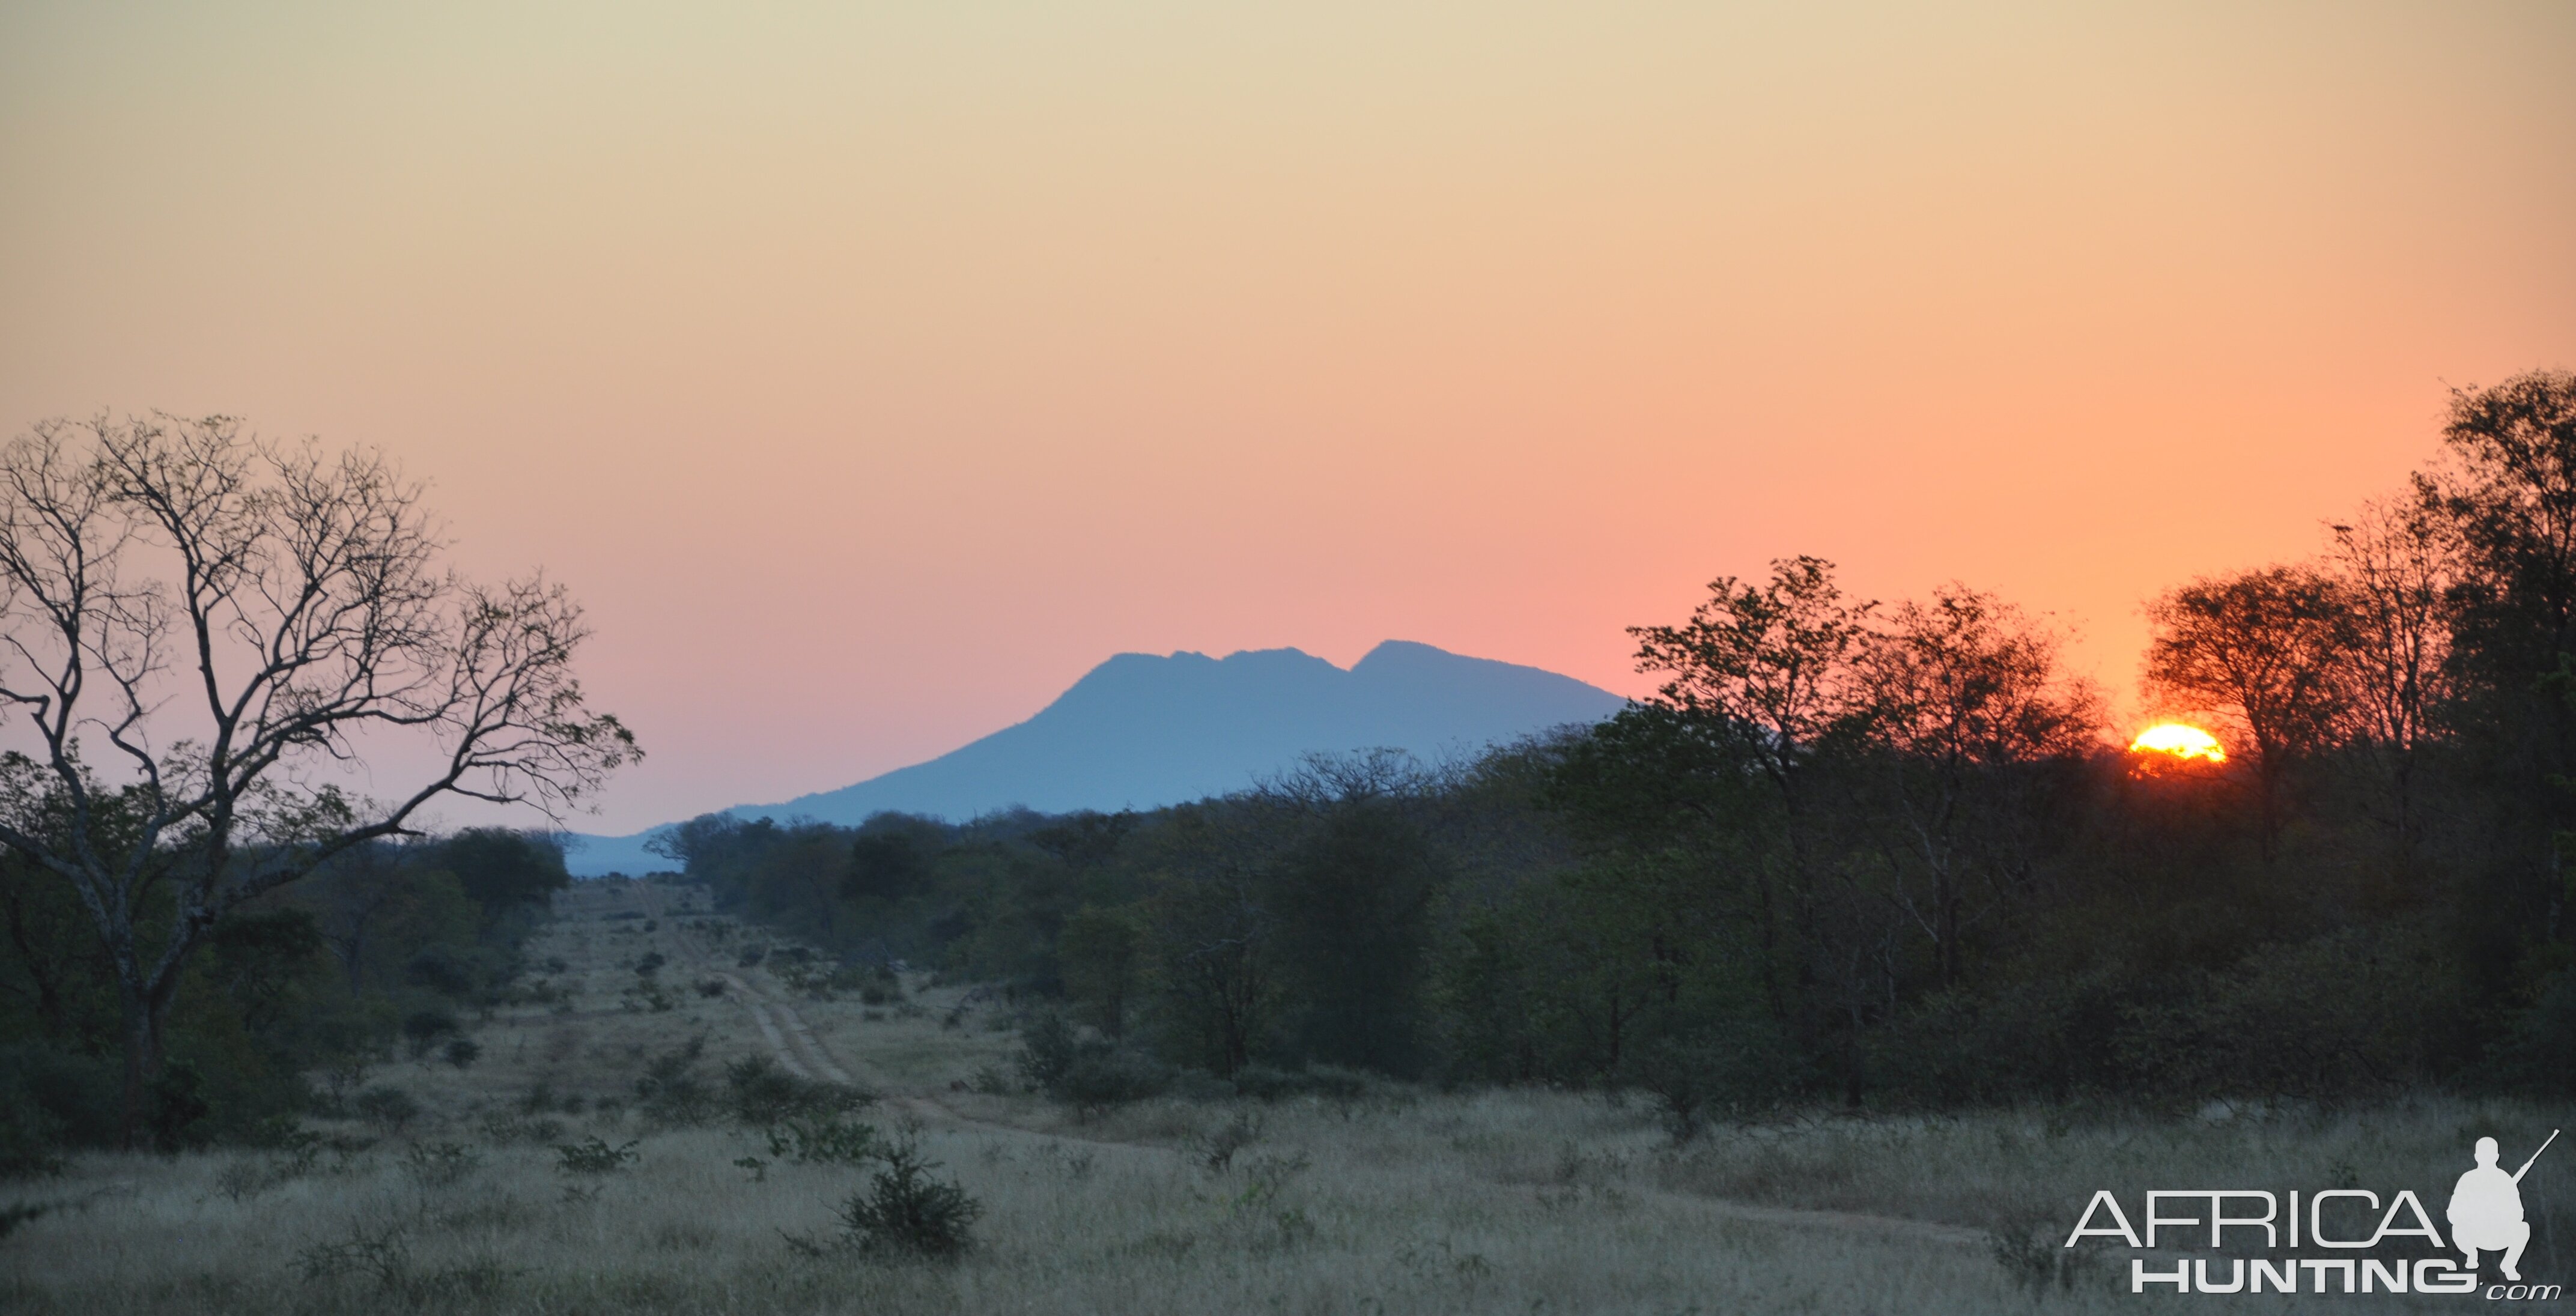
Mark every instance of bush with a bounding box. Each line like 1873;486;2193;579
834;1130;982;1259
353;1085;421;1133
634;1036;717;1124
765;1116;881;1165
1015;1012;1168;1113
1188;1109;1264;1172
0;1045;120;1163
405;946;477;998
401;1010;461;1060
725;1055;872;1125
442;1039;481;1070
554;1136;640;1175
398;1139;481;1189
634;951;666;977
1229;1064;1369;1103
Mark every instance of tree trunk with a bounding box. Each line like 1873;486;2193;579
118;986;155;1148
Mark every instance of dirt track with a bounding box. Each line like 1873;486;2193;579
639;882;1985;1249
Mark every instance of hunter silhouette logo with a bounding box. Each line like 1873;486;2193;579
2452;1130;2553;1282
2065;1128;2560;1298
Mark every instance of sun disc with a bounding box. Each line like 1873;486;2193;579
2130;723;2226;763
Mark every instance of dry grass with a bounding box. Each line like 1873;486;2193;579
2;879;2563;1314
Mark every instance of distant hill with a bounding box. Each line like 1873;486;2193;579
567;640;1626;875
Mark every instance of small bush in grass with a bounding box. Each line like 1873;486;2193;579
765;1116;881;1165
834;1129;982;1260
295;1222;412;1288
1190;1109;1265;1173
636;1034;717;1123
554;1136;640;1175
726;1055;873;1125
400;1010;460;1060
353;1085;421;1133
399;1140;482;1189
442;1038;481;1070
695;978;728;998
476;1110;564;1145
634;951;666;977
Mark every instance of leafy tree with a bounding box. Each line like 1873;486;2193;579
2144;566;2356;854
1852;586;2100;986
1059;905;1140;1039
427;829;570;922
2327;484;2460;859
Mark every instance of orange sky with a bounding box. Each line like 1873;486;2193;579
4;2;2572;832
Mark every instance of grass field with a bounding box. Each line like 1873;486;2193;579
3;878;2565;1314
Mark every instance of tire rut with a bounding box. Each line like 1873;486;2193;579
629;884;1980;1246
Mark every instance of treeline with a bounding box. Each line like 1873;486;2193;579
0;822;571;1164
670;371;2576;1126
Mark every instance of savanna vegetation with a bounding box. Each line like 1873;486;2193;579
664;372;2576;1133
5;376;2575;1313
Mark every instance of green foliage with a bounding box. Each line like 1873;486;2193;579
660;378;2576;1112
633;1035;717;1124
832;1130;983;1260
1016;1011;1170;1112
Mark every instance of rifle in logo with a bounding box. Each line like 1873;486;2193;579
2514;1129;2558;1184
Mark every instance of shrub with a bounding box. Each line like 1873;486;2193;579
834;1131;982;1259
475;1111;564;1145
406;946;477;998
353;1085;421;1133
294;1222;412;1288
399;1139;482;1189
1016;1012;1168;1113
725;1055;872;1125
1189;1109;1264;1173
634;1036;717;1124
0;1045;119;1168
401;1010;461;1060
554;1136;640;1175
765;1116;881;1165
634;951;666;977
442;1039;481;1070
695;978;728;998
0;1202;51;1240
1229;1064;1368;1103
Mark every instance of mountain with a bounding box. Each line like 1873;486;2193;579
566;640;1627;875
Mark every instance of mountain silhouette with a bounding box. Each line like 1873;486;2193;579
567;640;1626;875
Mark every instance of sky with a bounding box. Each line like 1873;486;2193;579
3;2;2572;835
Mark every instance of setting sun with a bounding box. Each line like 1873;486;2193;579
2130;723;2226;763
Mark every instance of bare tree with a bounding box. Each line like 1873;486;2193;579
2328;481;2459;860
0;414;635;1142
